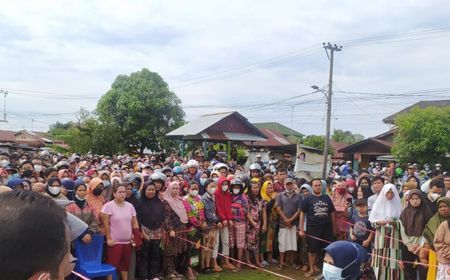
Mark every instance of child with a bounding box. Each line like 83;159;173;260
367;176;384;212
349;198;374;279
229;178;248;272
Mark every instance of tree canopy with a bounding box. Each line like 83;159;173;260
392;106;450;166
302;135;334;154
96;68;185;155
331;129;364;145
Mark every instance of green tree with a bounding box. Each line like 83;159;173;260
332;129;364;144
97;68;185;155
302;135;334;154
392;106;450;166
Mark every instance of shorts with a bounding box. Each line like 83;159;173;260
106;243;132;271
278;226;298;253
306;225;334;253
202;228;217;250
229;222;246;249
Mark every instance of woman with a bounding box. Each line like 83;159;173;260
260;180;278;265
163;182;189;280
321;240;366;280
406;176;421;190
357;176;373;198
99;170;113;201
101;184;140;280
45;177;68;200
65;180;99;243
58;169;70;180
246;178;267;267
399;189;433;279
201;179;221;273
423;197;450;279
434;214;450;280
124;180;141;211
331;181;352;240
229;178;248;271
86;177;106;220
369;183;403;279
137;181;165;280
182;180;206;280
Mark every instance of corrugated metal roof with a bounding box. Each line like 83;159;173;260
201;132;266;141
383;99;450;124
246;128;292;147
166;112;235;137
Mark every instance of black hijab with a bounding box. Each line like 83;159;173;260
138;182;165;230
400;189;434;236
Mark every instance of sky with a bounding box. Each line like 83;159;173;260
0;0;450;137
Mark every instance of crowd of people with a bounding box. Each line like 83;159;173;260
0;150;449;280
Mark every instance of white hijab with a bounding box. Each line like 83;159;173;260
369;183;402;223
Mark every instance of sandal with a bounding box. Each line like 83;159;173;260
304;271;314;277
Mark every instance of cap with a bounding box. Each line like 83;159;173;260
285;178;295;184
256;154;261;158
354;198;367;206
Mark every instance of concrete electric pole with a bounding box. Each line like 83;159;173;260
321;42;342;179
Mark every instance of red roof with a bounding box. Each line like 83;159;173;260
330;140;348;159
245;128;292;147
0;130;17;142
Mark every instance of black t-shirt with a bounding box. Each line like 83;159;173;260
301;194;335;227
351;214;373;244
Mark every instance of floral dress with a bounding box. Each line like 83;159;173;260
247;197;266;252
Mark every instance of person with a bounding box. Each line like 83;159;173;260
182;180;205;280
273;168;287;193
65;180;99;244
321;241;366;280
260;180;278;265
424;179;445;213
200;179;221;273
299;178;336;277
275;177;301;271
297;183;312;272
399;189;433;280
45;177;68;200
101;183;140;280
434;217;450;280
367;176;383;211
213;177;235;271
348;198;374;279
369;183;403;279
423;197;450;279
421;169;444;193
246;178;267;267
163;182;189;280
87;177;106;220
0;190;78;280
137;181;165;280
229;178;248;272
444;172;450;195
331;180;352;240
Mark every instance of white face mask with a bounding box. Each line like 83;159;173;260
322;262;344;280
34;164;42;172
222;185;229;192
207;187;216;195
428;193;441;202
213;178;219;183
348;187;355;193
48;186;61;195
190;189;199;197
232;188;240;195
75;194;86;201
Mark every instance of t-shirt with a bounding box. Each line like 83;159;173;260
276;191;301;227
367;193;379;211
101;200;136;243
351;214;373;245
301;194;335;227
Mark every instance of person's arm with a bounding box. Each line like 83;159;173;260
287;209;300;223
101;213;114;246
262;204;267;232
349;226;356;241
298;211;305;237
331;211;337;236
131;215;139;229
434;223;450;259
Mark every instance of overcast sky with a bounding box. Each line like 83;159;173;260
0;0;449;137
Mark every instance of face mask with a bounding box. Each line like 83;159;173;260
213;178;219;183
22;170;33;178
75;195;85;201
429;193;441;202
19;159;26;165
48;186;61;196
92;188;102;196
102;180;111;188
286;189;294;194
132;189;141;199
0;160;9;167
77;176;84;180
34;165;42;172
200;178;207;186
222;184;229;192
190;189;199;196
207;187;216;195
232;188;240;195
348;187;355;193
322;262;344;280
337;188;346;195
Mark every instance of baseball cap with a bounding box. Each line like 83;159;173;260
285;178;295;184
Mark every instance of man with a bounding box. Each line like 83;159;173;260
444;173;450;195
367;176;384;211
276;178;301;270
421;169;443;193
403;164;418;181
268;153;281;173
424;179;445;213
255;155;265;170
273;169;287;193
19;160;34;179
299;178;336;277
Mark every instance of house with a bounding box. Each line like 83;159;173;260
253;122;304;143
383;99;450;125
0;129;65;153
330;140;348;162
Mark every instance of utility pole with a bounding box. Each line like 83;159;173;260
31;119;35;131
290;104;294;142
0;90;7;123
321;43;342;178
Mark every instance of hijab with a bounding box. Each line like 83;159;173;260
73;180;87;210
261;181;276;202
163;181;188;224
300;183;312;198
138;182;164;230
58;169;69;180
331;182;353;212
61;178;75;200
423;197;450;245
324;241;366;280
46;177;62;198
369;183;402;223
400;189;434;236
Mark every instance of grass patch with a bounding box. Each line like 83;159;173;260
197;268;278;280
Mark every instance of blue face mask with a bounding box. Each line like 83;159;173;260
132;188;141;199
200;178;207;186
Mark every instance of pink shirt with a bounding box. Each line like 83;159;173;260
101;200;136;244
